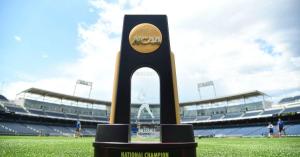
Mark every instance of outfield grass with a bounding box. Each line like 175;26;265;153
1;136;300;157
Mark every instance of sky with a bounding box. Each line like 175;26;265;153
0;0;299;104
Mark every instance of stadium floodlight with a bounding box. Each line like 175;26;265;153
73;79;93;98
197;81;217;99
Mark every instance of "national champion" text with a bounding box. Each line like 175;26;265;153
120;151;169;157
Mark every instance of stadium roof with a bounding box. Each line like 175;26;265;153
180;90;268;106
18;88;111;106
0;94;8;101
17;88;268;107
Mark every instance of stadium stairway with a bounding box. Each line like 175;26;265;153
25;125;40;134
0;122;96;136
0;122;38;135
0;123;16;135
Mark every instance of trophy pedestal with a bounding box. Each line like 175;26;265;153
93;124;197;157
94;142;197;157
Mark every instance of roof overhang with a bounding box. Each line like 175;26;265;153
180;90;268;107
18;87;111;106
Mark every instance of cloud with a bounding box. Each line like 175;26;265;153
14;35;22;42
41;54;49;59
74;0;300;102
4;0;300;103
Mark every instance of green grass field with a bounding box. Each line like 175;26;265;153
1;136;300;157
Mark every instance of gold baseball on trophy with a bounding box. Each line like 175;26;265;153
129;23;162;53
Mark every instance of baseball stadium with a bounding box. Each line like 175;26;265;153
1;87;300;156
1;0;300;157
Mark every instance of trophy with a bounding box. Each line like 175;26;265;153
94;15;197;157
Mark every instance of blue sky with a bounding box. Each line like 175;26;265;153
0;0;299;103
0;0;96;82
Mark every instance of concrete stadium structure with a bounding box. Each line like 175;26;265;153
1;87;300;137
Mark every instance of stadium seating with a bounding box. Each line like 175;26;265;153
0;101;28;114
0;122;96;136
1;92;300;137
79;115;93;120
28;109;45;115
210;114;224;120
279;95;300;104
195;124;300;137
224;112;243;119
182;110;197;121
282;106;300;114
182;116;197;122
196;116;210;121
0;123;13;135
24;98;107;117
261;108;282;115
5;105;27;113
279;97;295;104
93;116;108;121
294;96;300;101
25;124;60;136
0;122;38;135
243;110;262;117
45;111;66;118
286;124;300;135
65;114;79;119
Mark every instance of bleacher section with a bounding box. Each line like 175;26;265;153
279;95;300;104
261;108;282;116
0;122;96;136
45;111;66;118
282;106;300;114
0;122;38;135
19;98;109;122
28;109;45;115
1;90;300;137
224;112;242;119
210;114;223;120
1;101;27;114
196;116;210;121
195;124;300;137
24;98;107;118
2;98;299;123
243;111;262;117
5;105;27;113
286;124;300;135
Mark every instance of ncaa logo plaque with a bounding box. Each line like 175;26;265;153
93;15;197;157
129;23;162;53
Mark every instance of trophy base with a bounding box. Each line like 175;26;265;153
93;124;197;157
93;142;197;157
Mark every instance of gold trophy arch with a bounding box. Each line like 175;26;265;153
110;22;180;125
94;15;197;157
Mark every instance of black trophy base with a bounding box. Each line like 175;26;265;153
93;124;197;157
93;142;197;157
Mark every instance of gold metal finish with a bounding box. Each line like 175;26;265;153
109;52;121;124
170;52;181;124
129;23;162;53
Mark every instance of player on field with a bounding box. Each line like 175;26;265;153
267;122;274;137
277;118;284;137
75;120;81;138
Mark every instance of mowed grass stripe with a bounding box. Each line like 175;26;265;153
0;136;94;157
197;137;300;157
1;136;300;157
